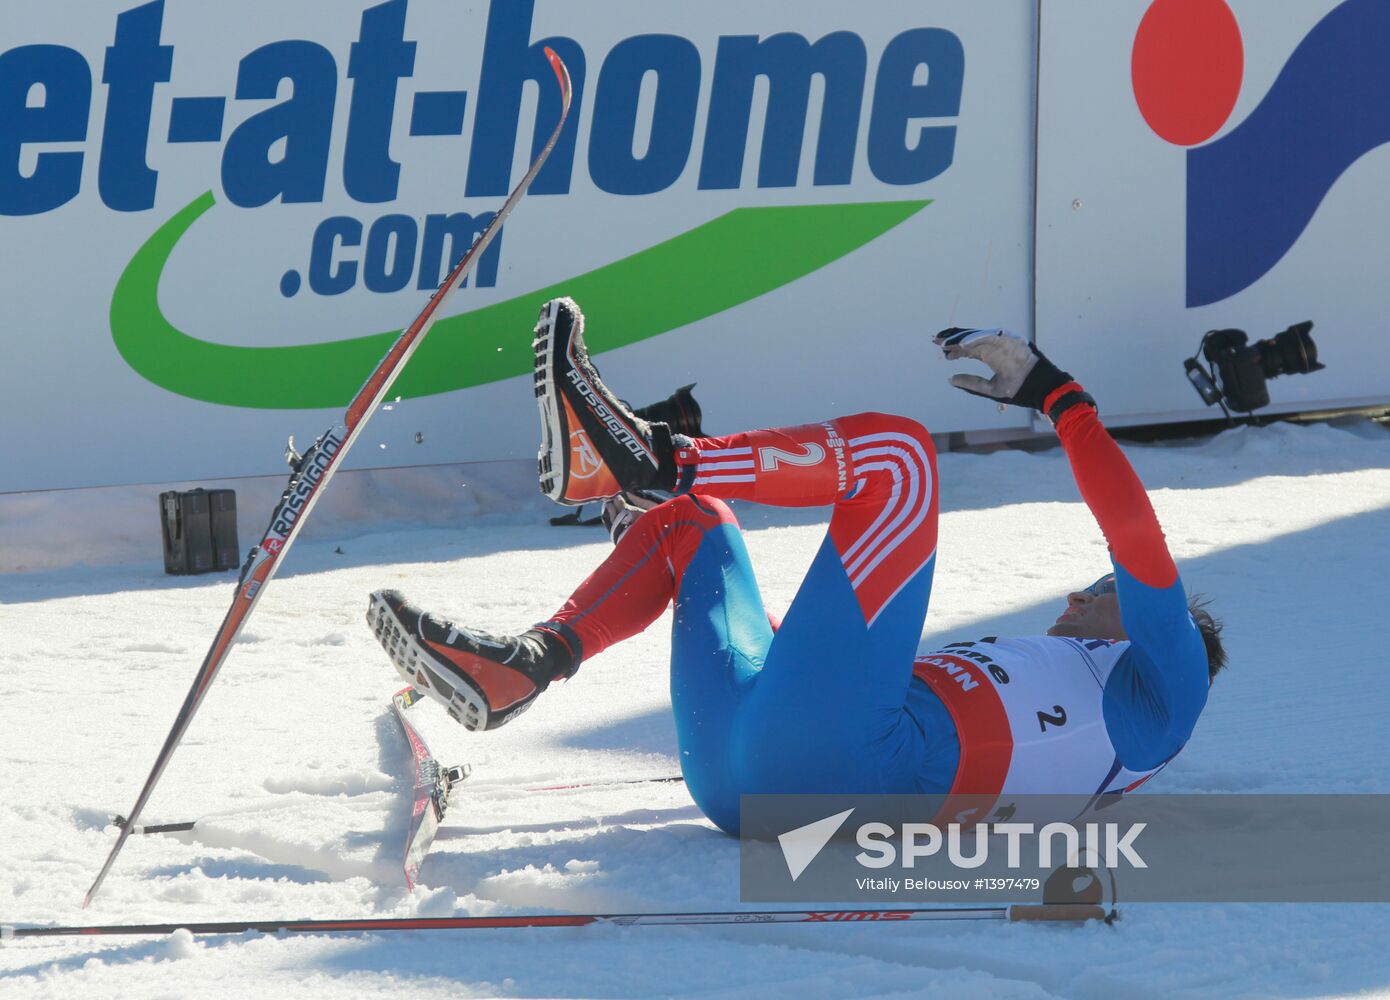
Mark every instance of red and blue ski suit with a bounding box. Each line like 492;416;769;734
544;405;1210;835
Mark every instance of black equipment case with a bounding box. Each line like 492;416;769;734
159;489;240;574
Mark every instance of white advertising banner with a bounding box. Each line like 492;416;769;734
1036;0;1390;425
1;0;1037;493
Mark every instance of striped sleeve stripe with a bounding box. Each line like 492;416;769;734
843;433;936;587
698;447;753;458
696;460;755;472
853;439;933;565
839;464;901;567
850;469;932;587
841;437;920;568
693;474;757;485
844;457;916;585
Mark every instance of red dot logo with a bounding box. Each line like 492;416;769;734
1132;0;1245;146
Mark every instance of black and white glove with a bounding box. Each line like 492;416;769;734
934;327;1095;424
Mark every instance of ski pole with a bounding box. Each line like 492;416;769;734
3;904;1106;941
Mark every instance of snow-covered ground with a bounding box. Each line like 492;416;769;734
3;418;1389;999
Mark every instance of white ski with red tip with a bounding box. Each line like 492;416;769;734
84;48;573;909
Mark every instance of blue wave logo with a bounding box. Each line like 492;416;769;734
1133;0;1390;307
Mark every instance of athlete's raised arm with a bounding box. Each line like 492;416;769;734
935;328;1218;767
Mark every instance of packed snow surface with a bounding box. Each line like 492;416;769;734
2;419;1389;999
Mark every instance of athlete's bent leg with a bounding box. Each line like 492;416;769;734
544;493;772;833
541;413;941;833
664;498;773;834
674;414;942;812
542;493;738;660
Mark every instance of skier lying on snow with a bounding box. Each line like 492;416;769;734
366;298;1226;835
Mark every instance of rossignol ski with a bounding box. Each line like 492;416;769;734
83;48;573;909
4;904;1108;941
393;687;468;890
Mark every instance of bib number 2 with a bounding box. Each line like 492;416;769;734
759;442;826;472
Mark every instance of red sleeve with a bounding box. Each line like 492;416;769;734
1050;395;1177;589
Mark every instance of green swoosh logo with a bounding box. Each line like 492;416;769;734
111;192;929;409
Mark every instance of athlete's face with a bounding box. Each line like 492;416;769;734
1047;573;1128;641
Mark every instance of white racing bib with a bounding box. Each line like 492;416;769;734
912;636;1166;825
